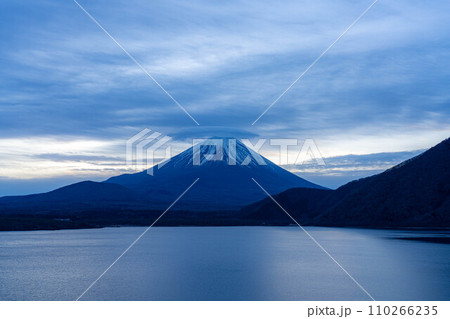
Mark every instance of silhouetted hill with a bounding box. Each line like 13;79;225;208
0;181;142;212
318;137;450;226
242;187;333;224
242;138;450;227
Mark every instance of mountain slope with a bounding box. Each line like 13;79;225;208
241;187;333;224
242;137;450;227
106;138;324;210
0;181;141;212
318;137;450;226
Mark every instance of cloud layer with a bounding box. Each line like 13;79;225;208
1;0;450;194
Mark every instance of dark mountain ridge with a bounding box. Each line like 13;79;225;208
242;137;450;227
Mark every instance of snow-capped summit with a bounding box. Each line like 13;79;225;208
160;137;269;169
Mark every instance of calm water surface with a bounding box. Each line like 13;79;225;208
0;226;449;300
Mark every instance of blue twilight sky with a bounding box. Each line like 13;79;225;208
0;0;450;195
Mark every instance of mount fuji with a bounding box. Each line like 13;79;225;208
0;137;323;224
105;137;324;210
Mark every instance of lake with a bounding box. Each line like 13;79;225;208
0;226;449;300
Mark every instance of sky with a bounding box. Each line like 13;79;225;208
1;0;450;195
